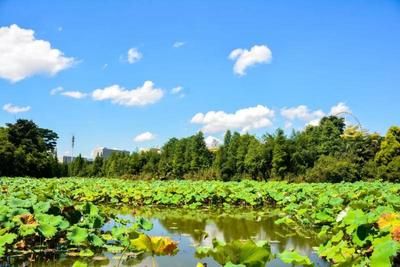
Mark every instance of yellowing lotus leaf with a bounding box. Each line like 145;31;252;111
131;234;178;256
377;213;400;232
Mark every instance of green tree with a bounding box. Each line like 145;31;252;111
2;119;60;177
375;126;400;165
92;156;104;177
306;155;359;183
244;138;266;179
271;129;290;179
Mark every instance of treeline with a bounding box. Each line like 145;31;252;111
1;117;400;182
65;116;400;182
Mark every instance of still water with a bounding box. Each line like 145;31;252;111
14;207;329;267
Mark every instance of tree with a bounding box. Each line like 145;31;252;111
271;129;290;179
244;138;266;179
188;132;212;172
69;155;89;177
306;155;359;183
1;120;60;177
92;156;104;177
0;127;15;176
375;126;400;165
342;127;382;165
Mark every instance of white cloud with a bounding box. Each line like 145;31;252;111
330;102;351;115
171;86;183;94
92;81;164;107
61;91;87;99
284;121;293;129
3;103;31;114
50;86;64;95
281;105;325;123
205;136;221;148
228;45;272;76
127;48;142;64
102;63;108;70
191;105;275;133
134;132;156;142
173;41;185;48
281;105;326;127
281;102;352;127
0;24;75;82
58;26;63;32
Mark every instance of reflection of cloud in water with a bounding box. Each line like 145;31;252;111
121;207;328;267
198;222;225;246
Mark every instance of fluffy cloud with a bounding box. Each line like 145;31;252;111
92;81;164;107
330;102;351;115
281;102;352;127
50;86;64;95
0;24;74;82
229;45;272;76
191;105;275;133
134;132;156;142
281;105;325;124
61;91;87;99
3;103;31;114
173;41;185;48
127;48;142;64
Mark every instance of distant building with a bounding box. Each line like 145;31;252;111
61;155;92;164
92;147;130;159
62;156;75;164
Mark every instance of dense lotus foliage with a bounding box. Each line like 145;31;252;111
0;178;399;266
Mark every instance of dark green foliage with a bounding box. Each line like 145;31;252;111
1;117;399;183
306;155;359;182
0;119;59;177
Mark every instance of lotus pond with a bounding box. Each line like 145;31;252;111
8;207;327;266
0;178;400;266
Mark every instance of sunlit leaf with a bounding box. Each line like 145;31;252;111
130;234;178;256
370;235;399;267
278;250;313;266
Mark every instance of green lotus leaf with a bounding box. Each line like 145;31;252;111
343;209;367;234
67;226;88;245
370;235;399;267
278;250;313;266
105;245;125;253
0;233;17;256
35;214;63;227
195;238;270;267
8;198;33;208
88;234;104;247
224;262;245;267
136;217;153;231
72;260;88;267
19;223;37;236
79;248;94;257
33;201;51;214
38;224;57;238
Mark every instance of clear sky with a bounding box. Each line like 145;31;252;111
0;0;399;158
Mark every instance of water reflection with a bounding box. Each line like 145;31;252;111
131;207;329;267
10;207;329;267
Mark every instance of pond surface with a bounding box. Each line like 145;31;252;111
13;207;329;267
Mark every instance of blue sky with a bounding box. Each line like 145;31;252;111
0;0;400;158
